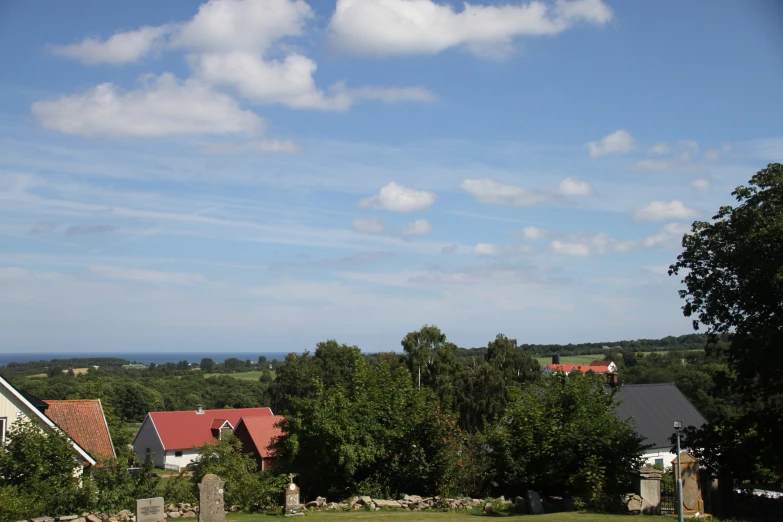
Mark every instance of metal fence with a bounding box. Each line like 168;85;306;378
660;468;676;515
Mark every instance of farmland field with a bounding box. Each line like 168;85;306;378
535;354;605;365
205;371;275;381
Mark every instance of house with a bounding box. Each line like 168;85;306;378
542;363;615;375
133;405;274;471
233;415;284;471
42;400;116;460
0;374;97;469
614;383;706;467
589;360;619;372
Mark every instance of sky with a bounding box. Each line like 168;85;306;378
0;0;781;353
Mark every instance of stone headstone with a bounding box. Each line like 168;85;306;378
198;474;226;522
284;475;304;516
637;467;662;515
526;490;544;515
678;452;705;515
136;497;165;522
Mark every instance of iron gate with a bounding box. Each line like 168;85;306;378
660;468;676;515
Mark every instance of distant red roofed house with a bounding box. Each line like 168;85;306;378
132;405;273;471
43;400;116;461
233;415;284;471
541;363;616;376
589;360;618;372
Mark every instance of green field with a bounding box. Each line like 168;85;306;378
535;354;605;366
227;511;677;521
205;371;275;381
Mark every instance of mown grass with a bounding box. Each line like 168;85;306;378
227;511;677;521
535;354;606;366
204;371;276;381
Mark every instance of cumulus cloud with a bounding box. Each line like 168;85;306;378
690;178;711;191
557;177;594;196
401;218;432;236
31;73;262;138
50;26;169;65
329;0;613;59
352;218;386;234
634;200;698;222
359;182;436;213
550;233;618;257
520;226;547;240
641;222;690;248
65;224;118;237
473;242;502;256
587;129;635;157
200;139;300;154
460;178;544;206
550;240;590;257
648;142;670;155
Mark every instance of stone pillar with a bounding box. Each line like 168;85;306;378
635;467;662;515
679;452;705;515
198;474;226;522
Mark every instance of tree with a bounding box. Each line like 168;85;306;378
669;163;783;481
401;325;459;404
200;357;216;373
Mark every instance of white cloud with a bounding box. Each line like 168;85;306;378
90;265;207;286
329;0;613;59
641;222;690;248
50;26;169;65
200;140;300;154
401;218;432;236
690;178;711;191
587;129;635;157
173;0;313;53
634;200;698;222
31;73;262;138
352;218;386;234
557;177;594;196
520;226;547;240
460;178;544;206
648;142;670;155
550;240;590;257
359;182;436;213
704;143;732;161
473;242;502;256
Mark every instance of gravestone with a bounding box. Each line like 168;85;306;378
526;490;544;515
136;497;165;522
284;474;304;516
636;466;662;515
678;452;705;515
198;474;226;522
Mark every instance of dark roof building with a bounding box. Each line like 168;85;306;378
614;383;706;453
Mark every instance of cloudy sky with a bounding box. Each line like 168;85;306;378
0;0;781;353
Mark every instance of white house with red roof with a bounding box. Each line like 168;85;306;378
541;363;617;375
233;415;284;471
132;405;273;470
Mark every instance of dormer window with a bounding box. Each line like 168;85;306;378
210;419;233;439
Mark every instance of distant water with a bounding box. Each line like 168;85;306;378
0;352;296;366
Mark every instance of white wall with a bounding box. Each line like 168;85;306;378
0;383;33;442
163;450;200;471
133;416;166;468
642;449;678;468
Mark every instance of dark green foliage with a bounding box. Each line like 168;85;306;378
489;372;646;507
89;457;159;511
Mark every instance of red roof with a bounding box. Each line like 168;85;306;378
44;400;115;460
148;407;273;450
590;360;612;367
235;415;284;458
210;418;231;430
546;364;612;374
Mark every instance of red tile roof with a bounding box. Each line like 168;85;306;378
545;364;613;374
590;360;612;367
43;400;115;460
235;415;284;458
149;407;273;450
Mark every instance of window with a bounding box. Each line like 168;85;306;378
655;458;664;468
175;451;183;457
0;417;6;444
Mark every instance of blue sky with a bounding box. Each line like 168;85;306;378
0;0;781;353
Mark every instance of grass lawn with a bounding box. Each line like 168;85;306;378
535;354;605;366
204;371;275;381
228;511;672;521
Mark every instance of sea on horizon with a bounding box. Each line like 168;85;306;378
0;351;297;366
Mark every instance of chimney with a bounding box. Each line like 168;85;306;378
196;404;204;414
552;353;561;365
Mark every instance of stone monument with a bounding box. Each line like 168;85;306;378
198;474;226;522
636;466;662;515
526;490;544;515
136;497;165;522
678;452;705;515
284;474;304;516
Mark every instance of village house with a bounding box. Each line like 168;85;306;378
614;383;706;467
42;399;116;460
132;405;274;470
0;374;98;470
232;415;284;471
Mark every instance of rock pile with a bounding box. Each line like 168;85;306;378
20;504;202;522
336;495;487;511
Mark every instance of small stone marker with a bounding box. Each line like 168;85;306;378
198;474;226;522
284;473;304;516
136;497;165;522
526;490;544;515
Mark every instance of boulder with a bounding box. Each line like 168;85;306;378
31;518;54;522
624;494;643;514
358;496;372;505
515;496;528;513
181;513;196;519
373;499;402;509
527;490;544;515
484;502;494;514
166;512;180;519
58;517;79;521
86;515;101;522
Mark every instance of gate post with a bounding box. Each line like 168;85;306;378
636;467;663;515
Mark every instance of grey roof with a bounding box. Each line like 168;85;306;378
614;383;706;450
